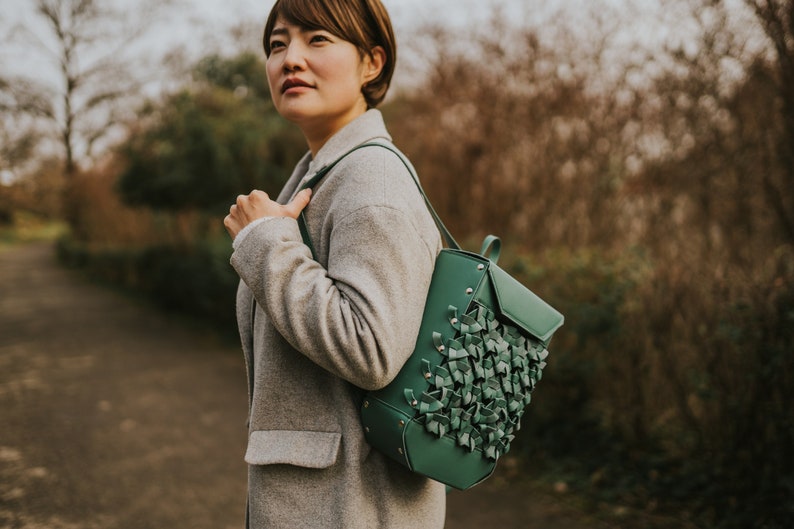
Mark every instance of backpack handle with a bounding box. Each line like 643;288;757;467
480;235;501;264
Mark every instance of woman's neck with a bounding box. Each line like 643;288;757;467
301;104;369;157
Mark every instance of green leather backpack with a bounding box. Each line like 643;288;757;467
299;142;564;490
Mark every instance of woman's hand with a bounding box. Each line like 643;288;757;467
224;188;312;239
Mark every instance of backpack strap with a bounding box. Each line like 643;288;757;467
297;142;460;259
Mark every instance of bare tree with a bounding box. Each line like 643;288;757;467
743;0;794;241
389;8;637;251
0;77;41;175
2;0;172;178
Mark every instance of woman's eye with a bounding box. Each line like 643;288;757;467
310;34;331;44
270;39;286;50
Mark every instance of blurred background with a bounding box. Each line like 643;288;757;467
1;0;792;528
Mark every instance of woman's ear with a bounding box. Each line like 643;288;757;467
363;46;386;84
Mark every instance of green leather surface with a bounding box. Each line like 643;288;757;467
360;397;412;465
361;397;496;489
402;418;496;489
486;265;564;345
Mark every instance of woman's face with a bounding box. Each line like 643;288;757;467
266;17;380;143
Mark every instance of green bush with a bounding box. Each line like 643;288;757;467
57;236;239;335
503;247;649;463
503;244;794;528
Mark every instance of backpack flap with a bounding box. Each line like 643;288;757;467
486;264;564;345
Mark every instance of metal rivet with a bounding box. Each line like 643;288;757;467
398;420;405;428
398;447;404;455
451;317;459;325
466;288;474;295
437;344;445;352
363;400;369;408
411;399;418;407
424;372;432;380
365;426;370;433
477;264;485;271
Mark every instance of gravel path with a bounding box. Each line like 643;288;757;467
0;243;609;529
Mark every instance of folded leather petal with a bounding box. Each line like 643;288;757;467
411;304;550;460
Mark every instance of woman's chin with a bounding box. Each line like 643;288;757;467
277;105;317;125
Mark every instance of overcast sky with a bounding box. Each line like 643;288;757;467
0;0;762;181
0;1;439;76
0;0;761;102
0;0;679;92
0;0;667;60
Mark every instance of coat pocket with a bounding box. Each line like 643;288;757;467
244;430;342;469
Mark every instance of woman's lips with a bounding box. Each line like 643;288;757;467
282;78;312;93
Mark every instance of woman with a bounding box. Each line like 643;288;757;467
223;0;446;527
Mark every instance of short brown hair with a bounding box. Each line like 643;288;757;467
263;0;396;108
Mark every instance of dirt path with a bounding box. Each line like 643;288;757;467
0;243;613;529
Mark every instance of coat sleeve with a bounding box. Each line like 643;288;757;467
230;202;436;391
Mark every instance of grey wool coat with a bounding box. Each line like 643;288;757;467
230;110;446;529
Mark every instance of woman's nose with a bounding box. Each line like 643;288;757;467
282;42;306;72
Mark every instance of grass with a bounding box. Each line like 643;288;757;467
0;211;68;251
